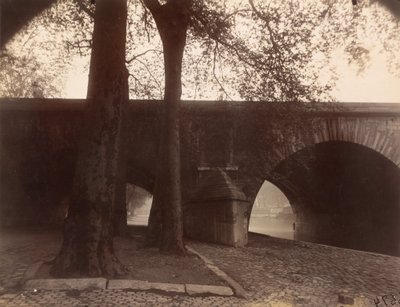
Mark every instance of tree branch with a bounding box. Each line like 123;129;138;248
74;0;95;19
128;72;145;89
126;49;162;64
191;10;253;67
223;9;250;23
134;58;163;96
248;0;279;52
212;42;232;100
142;0;162;15
139;0;155;42
66;39;92;56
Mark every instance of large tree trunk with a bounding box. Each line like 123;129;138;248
160;38;185;252
113;111;128;237
51;0;128;277
143;0;190;253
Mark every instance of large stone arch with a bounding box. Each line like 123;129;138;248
265;140;400;256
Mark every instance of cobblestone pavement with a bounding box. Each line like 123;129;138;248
0;229;62;291
1;229;399;306
190;234;400;306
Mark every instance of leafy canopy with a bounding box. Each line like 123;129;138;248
1;0;399;102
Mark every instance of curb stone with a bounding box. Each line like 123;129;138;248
108;280;185;293
22;250;240;298
108;280;233;296
185;284;234;296
186;245;248;299
24;278;107;290
23;278;234;297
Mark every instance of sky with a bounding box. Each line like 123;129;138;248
62;50;400;102
332;48;400;103
2;0;400;103
64;56;89;98
54;0;400;102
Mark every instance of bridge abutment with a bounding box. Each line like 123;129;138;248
295;209;400;256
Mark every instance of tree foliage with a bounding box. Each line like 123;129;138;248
3;0;399;101
0;51;61;98
0;0;92;98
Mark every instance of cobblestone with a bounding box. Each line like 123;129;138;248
189;235;400;306
1;229;399;306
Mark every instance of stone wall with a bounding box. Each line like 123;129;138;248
1;99;400;256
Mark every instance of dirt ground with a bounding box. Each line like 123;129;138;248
34;226;226;286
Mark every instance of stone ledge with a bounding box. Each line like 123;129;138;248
108;280;234;296
108;280;185;293
187;245;248;299
108;279;151;290
24;278;107;290
185;284;233;296
22;259;236;297
23;278;235;297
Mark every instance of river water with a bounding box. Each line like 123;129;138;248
128;215;149;226
249;215;294;240
129;215;294;240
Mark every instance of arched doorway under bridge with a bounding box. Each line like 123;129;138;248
126;184;153;226
249;181;295;240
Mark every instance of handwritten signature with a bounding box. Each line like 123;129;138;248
374;294;400;306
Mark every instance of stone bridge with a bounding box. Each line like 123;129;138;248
1;98;399;256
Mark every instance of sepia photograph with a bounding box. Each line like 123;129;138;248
0;0;399;306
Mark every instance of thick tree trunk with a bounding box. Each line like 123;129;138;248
113;159;128;236
51;0;129;277
143;0;190;253
113;111;128;237
160;39;185;252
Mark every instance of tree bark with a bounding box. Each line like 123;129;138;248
51;0;129;277
113;110;128;237
143;0;190;253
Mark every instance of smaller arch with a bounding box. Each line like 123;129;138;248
126;183;153;226
123;166;154;227
249;180;295;240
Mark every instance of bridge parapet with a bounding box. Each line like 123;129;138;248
2;98;400;190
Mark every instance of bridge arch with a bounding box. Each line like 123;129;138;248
249;180;295;240
125;165;155;195
124;165;155;226
269;116;400;169
265;140;400;256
